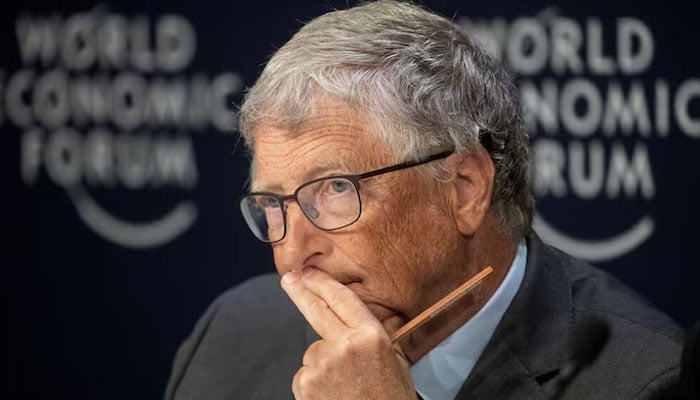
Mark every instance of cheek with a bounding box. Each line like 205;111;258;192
349;200;435;295
373;190;456;282
271;247;287;275
337;180;457;310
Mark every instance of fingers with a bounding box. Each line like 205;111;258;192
292;366;309;399
286;268;416;399
281;271;345;339
295;341;324;399
281;267;382;336
297;267;381;330
302;339;324;367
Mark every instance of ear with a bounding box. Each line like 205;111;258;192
445;145;495;236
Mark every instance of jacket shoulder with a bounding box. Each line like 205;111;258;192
549;246;684;398
165;274;304;400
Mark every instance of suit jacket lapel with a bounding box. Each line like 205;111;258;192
455;235;573;399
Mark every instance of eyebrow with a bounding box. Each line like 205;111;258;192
250;155;357;193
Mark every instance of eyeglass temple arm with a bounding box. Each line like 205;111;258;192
356;150;453;180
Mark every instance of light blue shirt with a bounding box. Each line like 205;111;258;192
411;242;528;400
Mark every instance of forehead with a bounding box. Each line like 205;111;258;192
251;102;395;193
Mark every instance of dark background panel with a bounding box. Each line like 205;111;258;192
1;1;698;399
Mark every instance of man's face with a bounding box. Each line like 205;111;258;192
251;101;471;325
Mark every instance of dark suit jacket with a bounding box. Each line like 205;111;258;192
165;237;684;399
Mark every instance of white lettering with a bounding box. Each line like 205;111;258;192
602;82;651;136
111;72;146;130
560;78;602;137
83;128;115;186
520;78;559;134
587;19;616;75
457;17;508;60
568;140;605;199
33;69;69;129
16;15;59;65
115;134;150;189
61;13;95;71
507;18;548;75
45;128;82;187
152;136;198;188
129;16;155;72
68;75;111;126
6;69;34;127
655;80;670;136
618;18;654;74
187;74;212;130
156;15;196;72
21;128;199;189
674;79;700;137
21;128;43;184
210;73;243;132
551;17;584;75
605;142;655;199
143;77;187;126
96;15;128;69
532;139;567;197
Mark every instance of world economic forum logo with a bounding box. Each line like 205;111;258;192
3;10;242;248
461;8;700;261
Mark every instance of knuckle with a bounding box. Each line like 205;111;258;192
362;327;387;350
326;287;350;307
326;292;343;309
293;367;315;398
302;340;322;366
308;298;330;314
330;336;353;360
301;352;311;367
297;370;310;387
292;368;303;397
336;328;387;359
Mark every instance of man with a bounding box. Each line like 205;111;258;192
166;1;684;399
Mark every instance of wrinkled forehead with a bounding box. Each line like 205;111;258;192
248;106;396;193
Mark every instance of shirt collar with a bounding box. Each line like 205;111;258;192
411;241;528;400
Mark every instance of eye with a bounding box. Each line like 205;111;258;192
258;196;280;208
330;180;350;193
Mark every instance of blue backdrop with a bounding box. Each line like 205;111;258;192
2;1;699;399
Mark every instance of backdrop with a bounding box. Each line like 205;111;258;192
2;0;699;399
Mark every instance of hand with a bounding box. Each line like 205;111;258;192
281;267;417;400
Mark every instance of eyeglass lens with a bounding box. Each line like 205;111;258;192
240;177;361;242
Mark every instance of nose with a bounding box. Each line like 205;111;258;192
272;201;331;275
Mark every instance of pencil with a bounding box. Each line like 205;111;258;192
390;266;494;343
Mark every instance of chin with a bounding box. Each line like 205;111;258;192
343;283;409;325
365;302;405;324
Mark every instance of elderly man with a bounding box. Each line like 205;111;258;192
166;1;684;399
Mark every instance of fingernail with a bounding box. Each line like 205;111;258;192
282;271;298;284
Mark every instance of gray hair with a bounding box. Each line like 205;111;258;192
238;0;533;237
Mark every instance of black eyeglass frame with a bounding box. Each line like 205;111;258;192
240;150;453;243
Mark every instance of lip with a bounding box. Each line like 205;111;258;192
341;278;363;287
304;264;362;286
303;266;398;319
342;281;404;322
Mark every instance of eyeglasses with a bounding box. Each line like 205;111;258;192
240;151;452;243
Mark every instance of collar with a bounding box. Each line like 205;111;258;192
411;241;528;400
453;234;573;399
